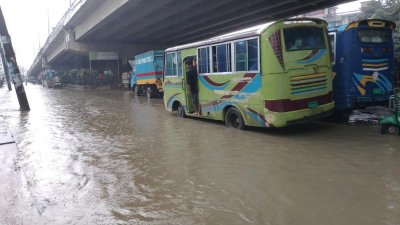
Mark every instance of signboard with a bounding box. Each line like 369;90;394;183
89;51;119;60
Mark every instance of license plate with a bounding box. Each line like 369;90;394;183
373;88;383;94
308;101;318;109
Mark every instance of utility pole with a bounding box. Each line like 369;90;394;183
0;7;30;111
0;44;11;90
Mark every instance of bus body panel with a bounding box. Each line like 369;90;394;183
164;19;334;128
261;22;334;126
330;19;396;110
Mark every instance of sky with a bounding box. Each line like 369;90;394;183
0;0;365;72
0;0;70;72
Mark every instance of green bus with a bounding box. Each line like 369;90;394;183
163;18;334;129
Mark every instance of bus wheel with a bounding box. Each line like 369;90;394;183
381;124;399;135
177;103;186;118
225;108;246;130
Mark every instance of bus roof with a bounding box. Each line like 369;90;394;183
333;19;396;32
165;18;327;52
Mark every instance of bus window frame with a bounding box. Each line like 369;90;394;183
164;51;182;78
196;36;260;76
210;43;232;74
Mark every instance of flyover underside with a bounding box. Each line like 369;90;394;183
29;0;354;77
80;0;353;45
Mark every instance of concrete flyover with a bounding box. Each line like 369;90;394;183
28;0;354;77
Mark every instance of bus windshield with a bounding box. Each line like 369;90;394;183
284;27;325;51
358;29;390;43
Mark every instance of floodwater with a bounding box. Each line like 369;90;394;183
0;85;400;225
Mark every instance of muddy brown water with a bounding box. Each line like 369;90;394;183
0;85;399;225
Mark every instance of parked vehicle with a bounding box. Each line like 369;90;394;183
134;50;164;98
42;70;62;88
329;19;396;112
380;88;400;135
163;18;334;129
53;75;62;88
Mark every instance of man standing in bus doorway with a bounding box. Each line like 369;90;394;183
186;57;200;115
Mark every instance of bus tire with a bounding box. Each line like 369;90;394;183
381;124;399;135
225;108;246;130
177;103;186;118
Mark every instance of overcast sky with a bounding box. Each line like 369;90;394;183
0;0;365;71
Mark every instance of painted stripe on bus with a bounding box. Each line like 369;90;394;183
362;63;389;67
291;86;327;95
363;67;389;71
361;59;389;63
291;73;325;81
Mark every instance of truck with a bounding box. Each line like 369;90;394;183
134;50;164;98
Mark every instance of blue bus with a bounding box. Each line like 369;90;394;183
329;19;396;111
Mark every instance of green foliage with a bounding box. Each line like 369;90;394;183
358;0;400;50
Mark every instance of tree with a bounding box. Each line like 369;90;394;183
359;0;400;51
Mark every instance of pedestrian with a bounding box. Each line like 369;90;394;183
98;71;105;86
186;57;200;115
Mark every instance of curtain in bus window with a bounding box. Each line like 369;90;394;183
235;41;248;71
165;53;177;76
248;39;258;71
199;47;210;73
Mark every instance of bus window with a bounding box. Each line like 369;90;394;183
198;47;210;74
358;29;390;43
211;43;231;73
165;52;182;76
284;27;325;51
235;41;248;71
248;39;258;71
234;38;259;72
165;53;177;76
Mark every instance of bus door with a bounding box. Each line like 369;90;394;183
183;56;196;114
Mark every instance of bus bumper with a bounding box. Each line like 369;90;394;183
266;101;335;127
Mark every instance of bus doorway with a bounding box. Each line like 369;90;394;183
183;56;197;115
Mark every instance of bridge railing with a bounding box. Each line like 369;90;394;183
28;0;88;76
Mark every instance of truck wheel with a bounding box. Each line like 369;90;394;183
381;124;399;135
177;103;186;118
225;108;246;130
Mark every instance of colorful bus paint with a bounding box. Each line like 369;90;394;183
329;19;396;110
134;50;164;98
163;18;334;128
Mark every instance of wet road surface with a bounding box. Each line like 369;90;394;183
0;85;400;225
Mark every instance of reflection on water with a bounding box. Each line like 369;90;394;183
0;85;400;225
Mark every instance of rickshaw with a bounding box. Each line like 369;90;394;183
380;88;400;134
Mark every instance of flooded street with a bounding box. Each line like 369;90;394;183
1;85;400;225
